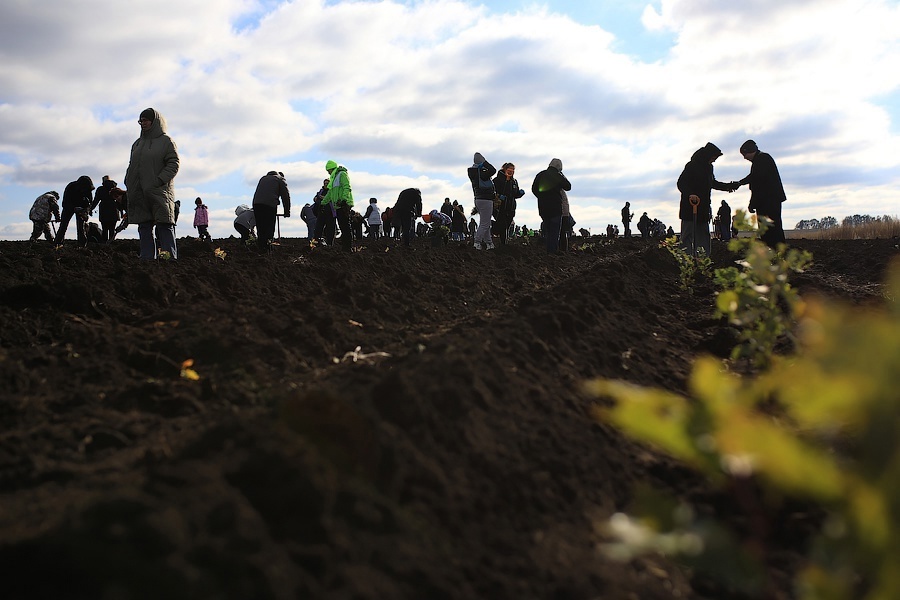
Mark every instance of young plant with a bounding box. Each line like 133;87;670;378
714;211;812;367
158;250;172;261
585;266;900;600
660;236;712;292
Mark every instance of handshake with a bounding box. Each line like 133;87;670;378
726;181;742;192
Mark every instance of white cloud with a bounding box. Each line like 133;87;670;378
1;0;899;240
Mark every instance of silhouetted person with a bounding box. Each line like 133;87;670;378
735;139;786;246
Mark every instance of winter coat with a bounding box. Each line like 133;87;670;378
364;204;382;225
62;176;94;210
451;205;467;233
234;205;256;230
492;174;520;223
531;166;571;220
394;188;422;217
739;151;786;217
323;161;354;208
194;205;209;227
252;171;291;212
124;108;180;224
93;179;119;224
468;161;497;201
677;145;732;222
30;192;60;222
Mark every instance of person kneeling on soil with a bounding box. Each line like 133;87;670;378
234;204;256;242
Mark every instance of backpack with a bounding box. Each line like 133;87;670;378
476;166;494;192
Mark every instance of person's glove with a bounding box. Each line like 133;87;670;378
499;195;507;201
517;189;525;198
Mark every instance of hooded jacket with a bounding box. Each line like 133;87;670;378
62;176;95;212
124;108;180;223
30;192;60;222
193;204;209;227
677;143;731;222
323;160;354;208
531;161;571;220
467;158;497;201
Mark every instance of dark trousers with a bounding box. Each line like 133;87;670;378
31;221;53;241
543;215;562;254
315;205;352;250
55;206;87;245
101;220;117;242
399;211;414;246
254;204;277;249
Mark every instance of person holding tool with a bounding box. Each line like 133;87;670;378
252;170;291;251
676;142;738;256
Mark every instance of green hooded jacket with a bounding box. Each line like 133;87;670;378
323;160;354;209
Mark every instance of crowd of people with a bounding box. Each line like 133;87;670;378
27;107;788;258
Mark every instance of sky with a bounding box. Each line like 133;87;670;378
2;0;899;241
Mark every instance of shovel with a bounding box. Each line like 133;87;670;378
689;195;701;256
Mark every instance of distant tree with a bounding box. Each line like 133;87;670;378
842;214;875;227
820;216;838;229
795;219;820;230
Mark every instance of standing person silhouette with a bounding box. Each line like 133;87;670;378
125;108;180;260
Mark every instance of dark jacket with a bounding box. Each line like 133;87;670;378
493;174;520;223
252;171;291;213
739;152;786;217
93;179;119;223
451;204;466;233
467;161;497;201
62;176;95;210
531;167;571;220
394;188;423;216
677;145;732;222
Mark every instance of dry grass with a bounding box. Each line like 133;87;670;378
789;217;900;240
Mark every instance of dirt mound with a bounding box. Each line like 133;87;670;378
0;235;896;599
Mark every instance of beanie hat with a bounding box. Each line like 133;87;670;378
139;108;155;122
325;159;338;172
740;139;758;154
473;152;485;164
549;158;563;171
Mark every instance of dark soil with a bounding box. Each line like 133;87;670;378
0;234;896;600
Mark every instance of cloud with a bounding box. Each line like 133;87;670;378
1;0;899;241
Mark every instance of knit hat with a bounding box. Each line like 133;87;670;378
473;152;485;164
139;108;155;122
740;139;759;154
549;158;563;171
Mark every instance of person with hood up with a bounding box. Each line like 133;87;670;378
125;108;180;260
316;160;354;251
735;139;787;246
233;205;256;241
54;175;95;246
29;191;61;242
676;142;737;256
193;197;212;241
252;171;291;250
531;158;571;253
467;152;497;250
